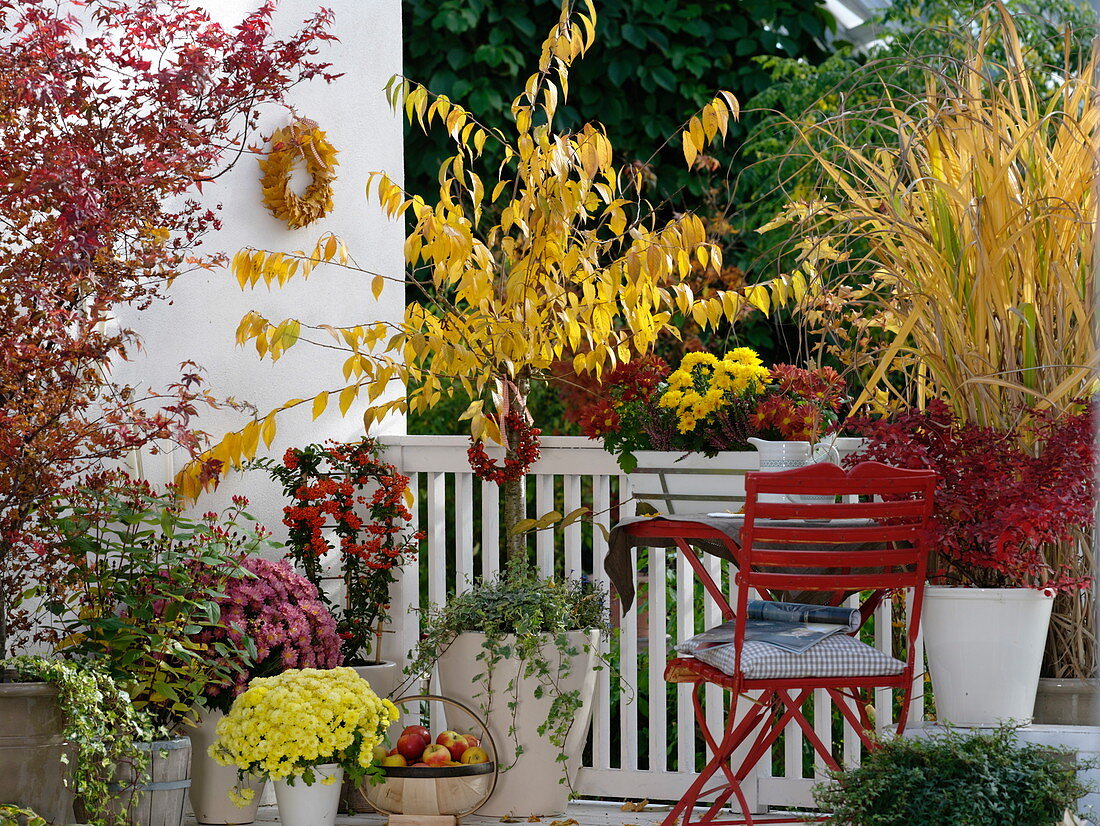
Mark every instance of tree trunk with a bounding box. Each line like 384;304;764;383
501;375;531;571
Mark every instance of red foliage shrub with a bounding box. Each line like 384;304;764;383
0;0;336;655
848;400;1096;591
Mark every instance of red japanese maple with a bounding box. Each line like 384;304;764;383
847;400;1096;591
0;0;336;657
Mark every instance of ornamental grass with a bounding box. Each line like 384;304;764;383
768;5;1098;429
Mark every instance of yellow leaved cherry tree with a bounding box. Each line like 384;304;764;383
180;0;810;562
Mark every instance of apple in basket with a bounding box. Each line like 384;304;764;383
396;731;429;762
422;744;451;767
436;730;469;761
462;733;481;749
460;746;489;765
381;754;408;767
401;724;431;741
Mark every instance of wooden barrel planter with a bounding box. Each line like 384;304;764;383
109;736;193;826
0;677;75;824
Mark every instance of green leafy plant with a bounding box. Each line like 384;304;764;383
407;569;610;790
2;655;147;826
0;804;47;826
42;473;273;739
812;726;1090;825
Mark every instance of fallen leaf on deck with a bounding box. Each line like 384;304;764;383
549;819;579;826
620;800;648;812
527;818;541;823
500;818;518;823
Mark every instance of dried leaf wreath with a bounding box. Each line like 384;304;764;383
259;117;338;229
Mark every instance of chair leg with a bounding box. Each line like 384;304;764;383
662;687;774;826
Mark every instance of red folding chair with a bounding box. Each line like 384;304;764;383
662;461;937;826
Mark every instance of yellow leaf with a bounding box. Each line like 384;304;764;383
372;274;385;300
261;415;277;449
312;392;329;420
746;284;771;315
339;384;359;415
682;131;697;168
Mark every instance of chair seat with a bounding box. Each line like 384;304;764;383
676;632;905;680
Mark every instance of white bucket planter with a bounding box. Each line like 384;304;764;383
923;586;1054;726
273;764;343;826
186;709;266;825
435;630;599;818
629;450;758;514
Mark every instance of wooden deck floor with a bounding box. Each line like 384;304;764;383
193;800;671;826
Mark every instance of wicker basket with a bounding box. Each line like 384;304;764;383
362;694;497;818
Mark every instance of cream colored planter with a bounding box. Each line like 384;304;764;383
186;709;265;825
923;586;1054;726
435;630;599;818
350;660;399;700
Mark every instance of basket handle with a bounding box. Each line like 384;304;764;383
390;693;498;807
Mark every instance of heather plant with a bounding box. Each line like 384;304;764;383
195;556;342;714
250;438;422;665
847;400;1096;593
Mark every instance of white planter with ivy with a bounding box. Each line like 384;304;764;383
436;629;599;818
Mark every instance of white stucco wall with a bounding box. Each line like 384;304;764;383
110;0;406;534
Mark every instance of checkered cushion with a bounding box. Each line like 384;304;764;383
676;632;905;680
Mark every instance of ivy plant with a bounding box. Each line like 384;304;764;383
2;655;148;826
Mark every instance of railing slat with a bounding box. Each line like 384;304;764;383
620;544;639;772
648;543;667;772
455;472;474;593
563;474;582;579
676;551;695;773
536;474;555;576
592;475;613;772
480;479;499;579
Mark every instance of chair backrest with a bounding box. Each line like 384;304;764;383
740;461;937;600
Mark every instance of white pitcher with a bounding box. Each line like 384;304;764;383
747;437;841;503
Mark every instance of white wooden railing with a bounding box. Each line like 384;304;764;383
379;435;925;812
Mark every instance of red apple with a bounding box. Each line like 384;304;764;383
462;733;481;749
396;731;428;762
387;747;398;756
401;724;431;741
435;730;468;761
421;743;451;766
460;746;489;765
381;754;408;767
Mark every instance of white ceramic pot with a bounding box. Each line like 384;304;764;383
186;709;266;825
923;586;1054;726
435;630;599;818
747;437;840;503
273;764;343;826
350;660;399;699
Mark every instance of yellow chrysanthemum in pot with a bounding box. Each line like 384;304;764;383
211;666;398;798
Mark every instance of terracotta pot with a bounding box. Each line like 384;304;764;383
0;678;75;824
